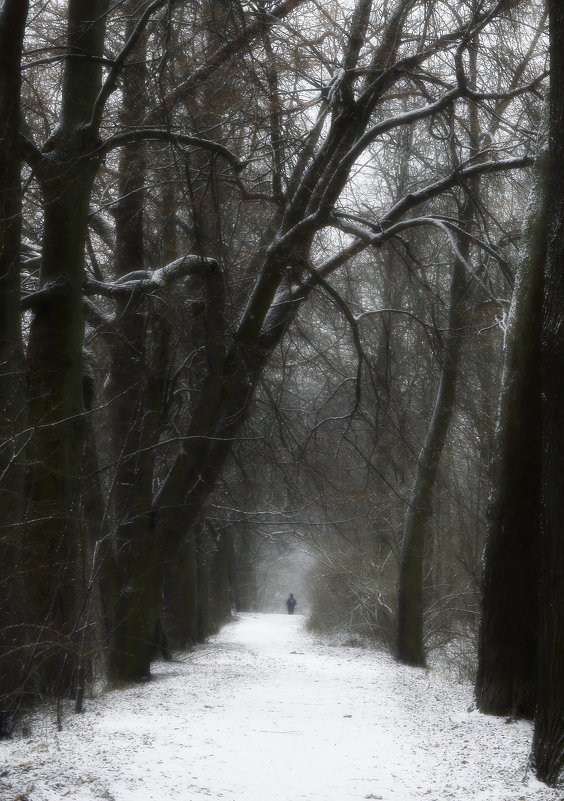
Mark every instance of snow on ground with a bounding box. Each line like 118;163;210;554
1;613;562;801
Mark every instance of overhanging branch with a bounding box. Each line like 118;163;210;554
308;155;534;280
83;255;218;298
98;129;244;172
22;255;218;308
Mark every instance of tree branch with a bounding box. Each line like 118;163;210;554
22;256;218;307
98;129;244;172
88;0;167;132
83;255;218;299
152;0;307;118
309;156;533;280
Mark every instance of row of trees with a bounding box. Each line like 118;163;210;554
0;0;561;785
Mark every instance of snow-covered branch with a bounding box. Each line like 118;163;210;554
83;255;218;299
22;256;218;308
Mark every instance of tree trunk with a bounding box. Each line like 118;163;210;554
105;7;160;683
234;530;258;611
107;0;235;677
25;0;109;696
0;0;30;734
164;530;199;648
396;247;468;665
211;529;233;628
476;141;546;719
396;62;482;667
533;3;564;782
196;523;212;641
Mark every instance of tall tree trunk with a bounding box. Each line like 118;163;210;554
111;0;238;677
396;244;468;665
81;370;121;662
475;140;545;719
0;0;29;734
533;2;564;783
396;49;483;666
105;5;160;683
25;0;109;696
159;180;202;650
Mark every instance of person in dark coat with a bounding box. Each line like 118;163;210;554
286;593;297;614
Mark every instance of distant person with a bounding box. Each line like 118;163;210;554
286;593;297;615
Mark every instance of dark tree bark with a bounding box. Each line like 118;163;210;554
476;141;545;719
396;26;528;667
533;1;564;783
0;1;27;495
196;523;212;642
104;5;160;684
396;236;469;666
108;0;241;677
397;85;479;666
0;0;29;734
211;529;234;629
24;0;110;697
164;529;199;648
154;178;204;652
233;530;257;611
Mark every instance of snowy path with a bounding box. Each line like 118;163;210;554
1;613;561;801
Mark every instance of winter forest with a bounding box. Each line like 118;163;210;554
1;0;563;796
